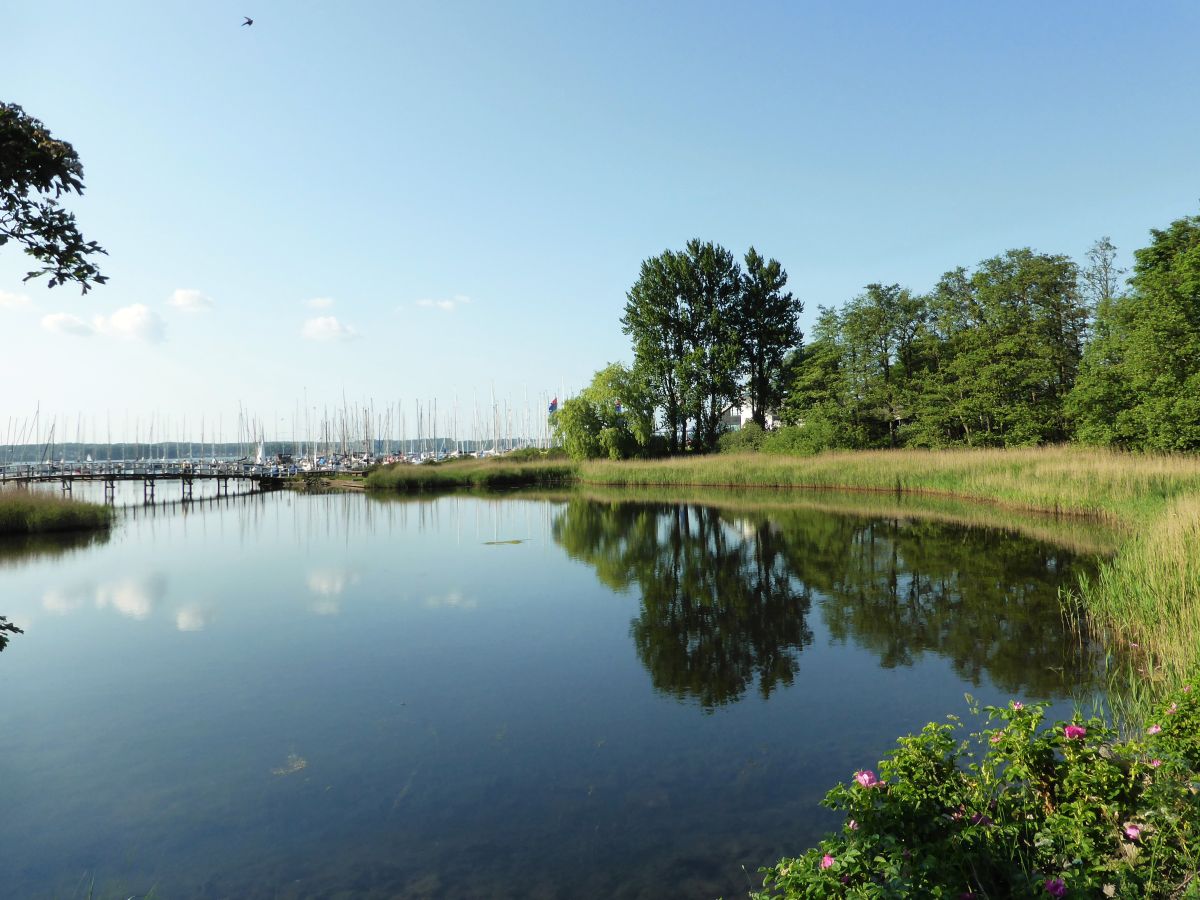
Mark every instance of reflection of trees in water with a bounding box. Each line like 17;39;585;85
0;529;111;570
554;500;814;709
553;499;1100;707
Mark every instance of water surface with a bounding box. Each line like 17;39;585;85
0;489;1103;898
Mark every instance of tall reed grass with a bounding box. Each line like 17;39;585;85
1073;494;1200;687
364;459;577;493
581;446;1200;526
0;489;113;536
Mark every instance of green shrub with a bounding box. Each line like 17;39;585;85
756;688;1200;898
718;422;767;453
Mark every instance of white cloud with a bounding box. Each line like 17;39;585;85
0;290;32;309
93;304;166;342
43;587;86;615
168;289;213;313
175;606;212;632
95;577;165;620
302;316;357;341
307;569;358;596
41;312;94;336
305;297;334;309
415;294;471;312
425;591;477;610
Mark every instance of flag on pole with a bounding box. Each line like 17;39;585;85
548;397;558;414
614;400;623;414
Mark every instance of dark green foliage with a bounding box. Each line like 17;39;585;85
756;688;1200;898
0;103;107;292
717;421;766;453
1070;215;1200;450
737;248;805;428
782;250;1089;450
0;615;21;652
622;240;802;453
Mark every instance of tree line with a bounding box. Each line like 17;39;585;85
555;210;1200;458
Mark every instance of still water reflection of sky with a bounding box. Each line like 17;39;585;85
0;490;1102;899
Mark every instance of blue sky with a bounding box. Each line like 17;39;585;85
3;0;1198;443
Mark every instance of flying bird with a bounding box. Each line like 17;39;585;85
242;16;253;26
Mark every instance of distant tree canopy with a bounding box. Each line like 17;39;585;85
0;102;107;292
780;251;1089;449
579;210;1199;459
620;240;803;454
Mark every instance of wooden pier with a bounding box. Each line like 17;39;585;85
0;461;287;503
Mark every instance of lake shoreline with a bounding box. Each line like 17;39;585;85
363;446;1200;690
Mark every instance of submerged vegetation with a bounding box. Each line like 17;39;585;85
0;489;113;536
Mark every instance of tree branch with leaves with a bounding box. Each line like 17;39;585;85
1;102;107;292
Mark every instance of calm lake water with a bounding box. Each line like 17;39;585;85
0;487;1105;899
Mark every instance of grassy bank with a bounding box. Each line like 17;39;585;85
0;490;114;536
364;458;577;493
1073;494;1200;687
580;446;1200;526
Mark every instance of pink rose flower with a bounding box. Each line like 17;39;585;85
854;770;882;788
820;854;834;870
990;733;1002;744
1012;701;1024;710
1063;725;1086;740
1148;724;1162;735
1150;758;1163;768
1124;823;1141;841
847;819;858;830
1167;703;1178;715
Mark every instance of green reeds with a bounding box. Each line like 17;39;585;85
364;459;578;493
1076;494;1200;691
580;446;1200;526
0;489;113;536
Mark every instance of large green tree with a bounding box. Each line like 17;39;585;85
1069;215;1200;450
736;248;804;428
916;250;1086;446
622;250;689;452
677;240;742;451
1;103;107;292
839;283;928;447
623;240;796;453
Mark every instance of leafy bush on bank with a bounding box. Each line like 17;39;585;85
755;689;1200;898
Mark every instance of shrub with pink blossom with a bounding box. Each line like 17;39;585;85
753;688;1200;898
